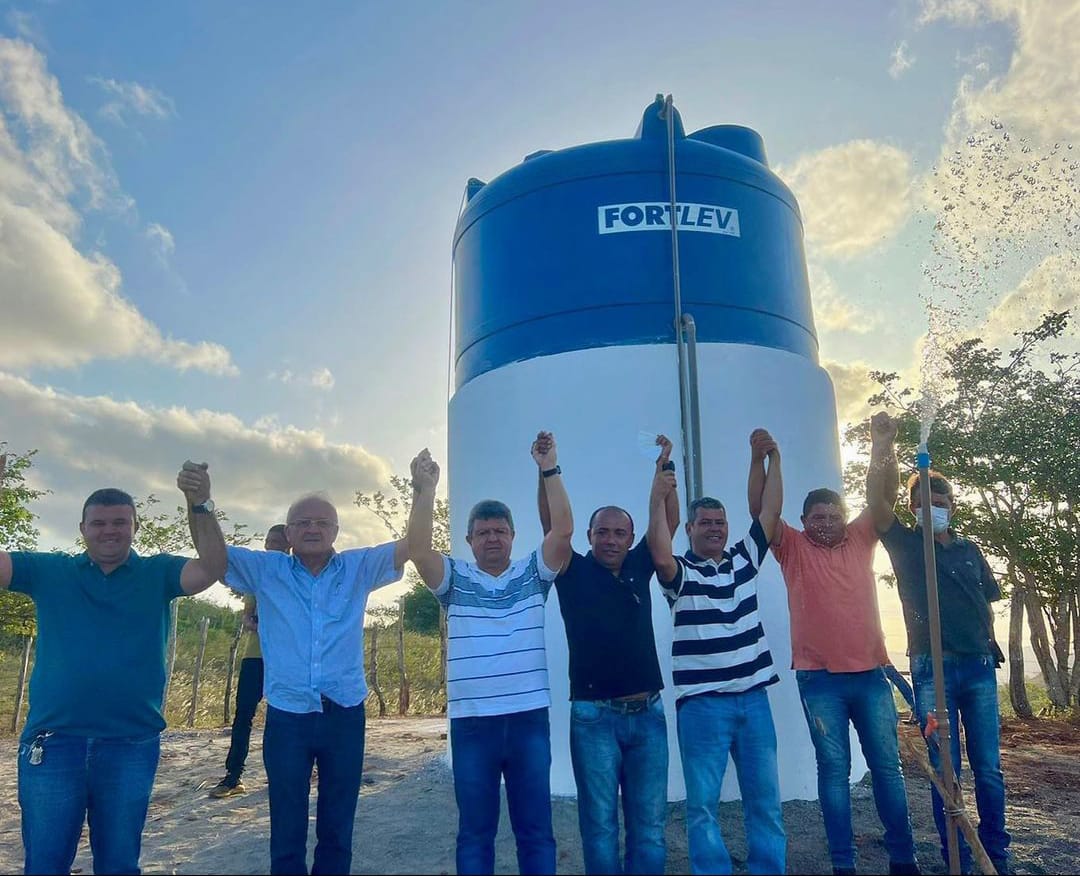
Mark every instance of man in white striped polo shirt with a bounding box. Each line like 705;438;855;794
648;429;786;875
409;434;573;875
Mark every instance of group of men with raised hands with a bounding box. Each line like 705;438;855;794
0;412;1009;874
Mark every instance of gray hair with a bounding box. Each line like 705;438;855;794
467;499;514;536
286;492;338;524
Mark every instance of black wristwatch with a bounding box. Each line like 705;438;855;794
541;465;562;478
191;499;216;514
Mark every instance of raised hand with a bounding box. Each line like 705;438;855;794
870;411;898;445
652;434;677;497
531;431;557;470
750;428;778;462
410;448;440;493
177;460;211;506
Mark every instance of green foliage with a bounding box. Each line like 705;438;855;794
367;628;445;715
357;473;449;634
0;447;46;636
843;310;1080;704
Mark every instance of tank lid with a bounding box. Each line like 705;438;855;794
689;125;769;166
636;93;685;141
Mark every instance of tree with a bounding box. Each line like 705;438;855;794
843;311;1080;714
0;447;46;635
356;474;450;635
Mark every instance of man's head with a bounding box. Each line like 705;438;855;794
907;470;954;533
265;523;289;553
285;494;339;562
587;506;634;572
466;500;515;573
79;488;138;569
686;497;728;560
800;488;848;548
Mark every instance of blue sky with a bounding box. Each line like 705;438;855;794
1;1;1077;650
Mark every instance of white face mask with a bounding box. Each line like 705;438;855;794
930;505;951;534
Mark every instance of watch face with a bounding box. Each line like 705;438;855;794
201;499;216;513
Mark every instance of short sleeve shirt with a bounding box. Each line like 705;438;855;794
555;537;663;700
880;518;1001;656
772;509;889;672
9;550;186;742
225;543;402;712
436;548;556;719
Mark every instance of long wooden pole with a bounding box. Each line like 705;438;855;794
187;616;211;728
11;635;33;733
917;446;961;875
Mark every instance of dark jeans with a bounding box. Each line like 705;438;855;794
450;707;556;875
225;657;264;781
569;695;668;874
17;731;161;875
797;668;918;870
912;653;1011;872
262;700;366;875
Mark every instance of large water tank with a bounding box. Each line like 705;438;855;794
448;96;863;801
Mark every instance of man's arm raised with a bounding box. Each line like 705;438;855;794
407;450;445;591
867;411;900;534
178;461;229;596
535;431;573;574
648;442;680;583
750;430;783;544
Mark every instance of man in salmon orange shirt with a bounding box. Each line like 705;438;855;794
765;412;920;876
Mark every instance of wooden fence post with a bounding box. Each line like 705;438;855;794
369;625;386;717
163;599;180;716
397;596;410;715
224;619;244;725
187;617;211;728
10;635;33;733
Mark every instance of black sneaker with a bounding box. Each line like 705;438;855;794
889;862;921;875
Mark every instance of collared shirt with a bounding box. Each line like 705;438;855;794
435;548;556;719
880;518;1000;656
659;519;778;700
555;537;663;700
225;543;402;713
9;549;186;742
772;508;890;672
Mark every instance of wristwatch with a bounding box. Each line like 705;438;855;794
191;499;216;514
541;466;562;478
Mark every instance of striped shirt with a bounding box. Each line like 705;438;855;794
659;519;778;700
435;548;556;719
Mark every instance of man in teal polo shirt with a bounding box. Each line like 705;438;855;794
0;456;228;875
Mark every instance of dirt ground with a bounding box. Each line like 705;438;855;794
0;714;1077;874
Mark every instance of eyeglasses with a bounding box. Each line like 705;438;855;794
287;518;336;530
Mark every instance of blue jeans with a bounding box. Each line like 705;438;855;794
450;707;556;875
796;668;918;870
883;663;915;711
262;700;366;875
911;654;1010;872
676;688;786;875
569;694;668;874
17;731;161;875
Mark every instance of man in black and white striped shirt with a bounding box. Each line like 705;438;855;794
648;429;786;875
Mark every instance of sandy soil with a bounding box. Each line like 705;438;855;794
0;715;1077;874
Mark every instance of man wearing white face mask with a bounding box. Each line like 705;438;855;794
880;455;1011;876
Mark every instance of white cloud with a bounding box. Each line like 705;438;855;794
807;263;880;334
269;368;336;391
917;0;1079;319
977;253;1080;350
5;9;44;45
145;221;175;262
0;372;398;554
822;358;880;426
889;40;916;79
91;76;176;125
778;140;915;259
0;38;236;375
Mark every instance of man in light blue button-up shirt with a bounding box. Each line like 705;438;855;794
226;474;422;876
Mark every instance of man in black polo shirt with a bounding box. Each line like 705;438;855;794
880;456;1010;875
537;434;679;875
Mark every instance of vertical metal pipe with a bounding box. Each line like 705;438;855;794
662;94;702;506
682;314;704;502
917;443;961;875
